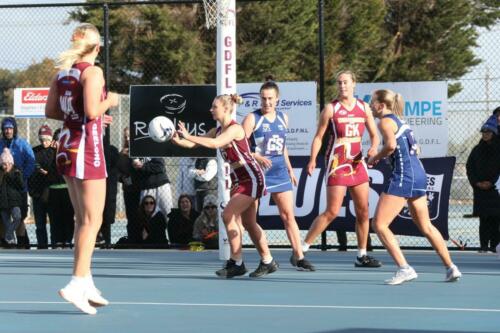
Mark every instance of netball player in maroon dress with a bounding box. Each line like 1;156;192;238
302;70;382;268
172;94;279;278
45;23;119;315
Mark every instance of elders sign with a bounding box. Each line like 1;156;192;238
13;88;49;118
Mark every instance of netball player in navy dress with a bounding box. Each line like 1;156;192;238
242;79;315;271
172;94;278;278
368;89;461;285
45;24;119;314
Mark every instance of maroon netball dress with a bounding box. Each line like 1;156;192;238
217;121;266;198
55;62;107;180
324;99;369;187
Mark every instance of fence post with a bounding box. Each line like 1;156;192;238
103;3;110;146
318;0;327;251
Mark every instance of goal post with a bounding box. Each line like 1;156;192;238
203;0;236;260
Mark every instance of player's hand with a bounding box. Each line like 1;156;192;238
289;169;298;186
177;121;190;140
256;155;272;170
103;114;113;127
367;147;378;159
306;160;316;176
367;156;379;168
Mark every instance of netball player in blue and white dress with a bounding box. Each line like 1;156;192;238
368;89;461;285
243;78;315;271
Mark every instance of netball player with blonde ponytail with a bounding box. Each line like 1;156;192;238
368;89;461;285
45;23;118;314
172;94;279;279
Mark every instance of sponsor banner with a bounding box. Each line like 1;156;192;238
129;85;217;157
236;82;317;156
13;87;49;118
258;156;455;239
355;81;448;158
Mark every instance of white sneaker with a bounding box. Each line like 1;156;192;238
445;265;462;282
385;267;418;285
87;287;109;307
59;283;97;315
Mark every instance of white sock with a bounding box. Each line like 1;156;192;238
69;275;86;287
262;256;273;265
358;249;367;258
84;274;96;289
399;264;410;270
234;259;243;266
302;242;310;253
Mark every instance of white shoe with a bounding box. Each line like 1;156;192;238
385;267;418;285
445;265;462;282
59;283;97;315
87;287;109;307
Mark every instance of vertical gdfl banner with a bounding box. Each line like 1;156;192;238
355;81;448;158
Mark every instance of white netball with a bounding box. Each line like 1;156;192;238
148;116;176;143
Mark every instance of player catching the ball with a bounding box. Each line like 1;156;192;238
171;94;279;279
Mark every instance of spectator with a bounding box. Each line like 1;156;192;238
137;195;169;248
190;158;218;212
116;127;141;243
131;157;173;223
176;157;196;201
97;143;119;248
466;116;500;253
0;117;35;248
167;194;199;248
47;128;74;248
193;194;219;249
0;148;24;247
29;124;55;249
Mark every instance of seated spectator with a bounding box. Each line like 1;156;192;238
167;194;199;248
137;195;169;248
193;194;219;249
0;148;24;247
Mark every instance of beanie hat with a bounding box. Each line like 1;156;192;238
480;115;498;135
493;106;500;116
0;148;14;165
203;194;218;208
38;124;53;140
2;118;14;129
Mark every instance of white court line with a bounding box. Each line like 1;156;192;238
0;301;499;313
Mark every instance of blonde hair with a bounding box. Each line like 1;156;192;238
372;89;405;117
56;23;100;71
215;94;243;113
335;70;357;83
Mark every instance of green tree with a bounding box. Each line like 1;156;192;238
378;0;500;96
70;2;211;93
0;58;56;114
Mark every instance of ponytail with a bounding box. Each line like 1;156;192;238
393;93;404;118
55;23;100;71
215;93;243;114
372;89;405;118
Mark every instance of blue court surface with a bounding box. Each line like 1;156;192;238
0;249;499;333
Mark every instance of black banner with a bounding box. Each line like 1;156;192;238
258;156;455;239
129;85;217;157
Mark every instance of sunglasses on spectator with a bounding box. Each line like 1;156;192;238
144;201;155;205
205;205;217;209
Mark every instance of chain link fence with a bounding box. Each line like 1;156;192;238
0;1;498;250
